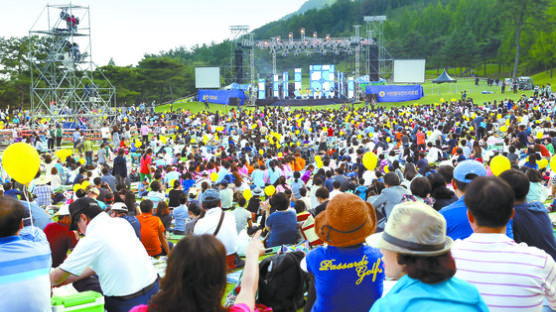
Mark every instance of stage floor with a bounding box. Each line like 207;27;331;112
255;98;351;107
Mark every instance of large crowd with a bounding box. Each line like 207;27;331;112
1;86;556;312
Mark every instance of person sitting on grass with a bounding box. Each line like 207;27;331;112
130;232;265;312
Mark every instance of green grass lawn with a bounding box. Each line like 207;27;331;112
530;70;556;86
156;76;534;114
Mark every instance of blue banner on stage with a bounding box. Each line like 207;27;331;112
198;89;245;105
365;85;424;102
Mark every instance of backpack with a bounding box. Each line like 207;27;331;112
257;251;308;312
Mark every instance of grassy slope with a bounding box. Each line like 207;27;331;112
156;77;535;114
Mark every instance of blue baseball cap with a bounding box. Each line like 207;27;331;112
200;189;220;202
453;160;487;183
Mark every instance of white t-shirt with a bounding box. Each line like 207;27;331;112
60;213;157;297
194;207;238;255
100;127;110;139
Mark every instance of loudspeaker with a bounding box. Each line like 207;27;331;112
234;49;243;82
288;83;295;98
369;45;379;82
265;82;273;98
229;97;241;106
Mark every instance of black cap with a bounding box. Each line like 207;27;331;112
69;197;103;231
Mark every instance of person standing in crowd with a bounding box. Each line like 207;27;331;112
452;177;556;312
55;123;63;149
112;148;128;188
0;196;52;311
50;198;159;312
140;148;153;183
369;201;488;311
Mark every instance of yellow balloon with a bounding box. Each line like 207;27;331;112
539;158;548;169
56;149;72;162
550;155;556;171
136;141;142;148
384;165;389;173
2;143;40;185
243;189;253;201
500;126;507;132
79;158;86;165
536;132;544;139
265;185;276;196
210;172;218;182
259;149;264;155
490;155;511;176
363;152;378;171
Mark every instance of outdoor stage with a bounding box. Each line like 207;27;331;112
254;97;351;107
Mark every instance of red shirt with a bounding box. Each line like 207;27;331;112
327;128;334;137
43;222;78;267
416;132;425;145
140;154;152;174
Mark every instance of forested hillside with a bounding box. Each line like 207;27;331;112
0;0;554;107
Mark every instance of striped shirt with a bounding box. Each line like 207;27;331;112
452;233;556;312
0;227;52;311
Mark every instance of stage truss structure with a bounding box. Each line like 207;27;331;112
241;27;374;101
29;4;115;122
364;15;393;80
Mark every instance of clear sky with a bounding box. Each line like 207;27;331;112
1;0;306;66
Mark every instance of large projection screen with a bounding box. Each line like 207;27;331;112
393;60;426;83
195;67;221;88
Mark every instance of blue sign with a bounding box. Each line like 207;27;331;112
283;72;288;99
294;68;302;97
366;85;424;102
198;89;245;105
273;74;279;98
258;79;265;99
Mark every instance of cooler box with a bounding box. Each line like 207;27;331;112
51;291;104;312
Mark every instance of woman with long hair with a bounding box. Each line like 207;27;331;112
130;232;265;312
155;201;172;232
426;172;457;211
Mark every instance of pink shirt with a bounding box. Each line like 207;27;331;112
130;303;252;312
140;125;149;136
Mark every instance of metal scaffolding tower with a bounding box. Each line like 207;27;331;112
353;25;361;100
29;4;115;120
364;15;393;80
229;25;249;83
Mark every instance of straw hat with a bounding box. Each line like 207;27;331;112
315;193;377;247
369;201;452;256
